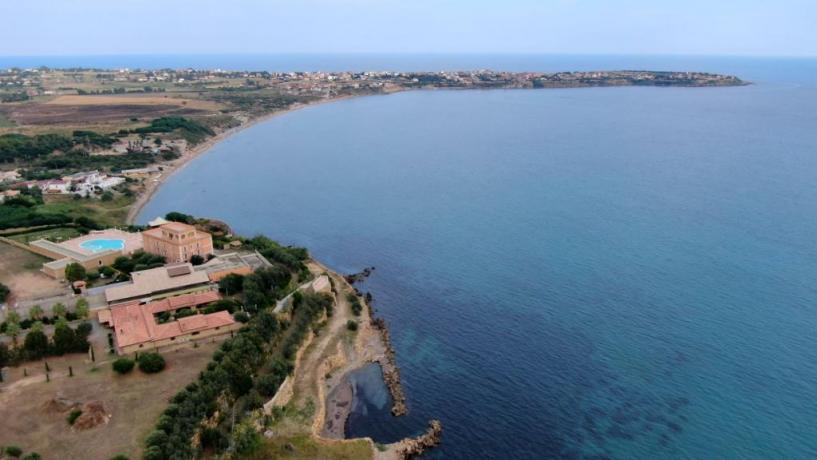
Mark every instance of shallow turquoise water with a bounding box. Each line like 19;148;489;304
79;239;124;253
137;57;817;459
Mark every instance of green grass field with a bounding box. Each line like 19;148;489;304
39;194;135;227
245;434;373;460
0;111;16;128
6;226;81;244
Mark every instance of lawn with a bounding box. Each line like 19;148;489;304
0;111;15;128
245;434;373;460
39;194;135;228
6;226;81;244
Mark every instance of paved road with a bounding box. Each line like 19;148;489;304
3;281;126;321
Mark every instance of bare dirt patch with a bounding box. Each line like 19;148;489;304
47;95;221;111
0;241;65;301
7;103;210;125
0;341;220;459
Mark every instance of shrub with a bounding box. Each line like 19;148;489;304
67;409;83;425
190;254;204;266
21;453;42;460
138;353;166;373
5;446;23;457
64;262;87;283
112;358;135;374
346;320;358;331
233;311;250;323
173;308;196;319
256;373;284;397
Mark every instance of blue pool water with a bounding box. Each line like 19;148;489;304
136;56;817;459
79;239;125;253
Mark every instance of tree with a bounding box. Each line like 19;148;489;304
30;321;44;333
164;211;194;224
5;310;20;325
138;353;166;373
28;305;44;321
0;342;9;368
0;282;9;303
218;273;244;295
233;311;250;323
256;373;284;397
65;263;87;283
52;323;77;355
52;303;67;318
74;298;89;319
346;320;358;331
112;358;135;374
101;191;114;202
23;329;49;359
6;322;21;344
231;420;261;455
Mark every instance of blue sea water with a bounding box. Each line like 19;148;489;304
132;56;817;459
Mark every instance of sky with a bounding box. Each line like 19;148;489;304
0;0;815;57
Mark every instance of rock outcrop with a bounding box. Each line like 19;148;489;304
371;317;407;416
394;420;443;459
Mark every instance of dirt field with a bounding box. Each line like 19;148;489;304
0;341;221;459
0;241;64;302
47;95;221;110
6;103;210;125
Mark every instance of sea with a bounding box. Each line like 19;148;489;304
8;54;817;459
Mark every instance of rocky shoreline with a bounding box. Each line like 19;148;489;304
393;420;444;459
370;316;407;416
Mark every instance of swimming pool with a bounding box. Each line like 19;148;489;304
79;239;125;253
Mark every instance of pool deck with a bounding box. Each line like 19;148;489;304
59;229;143;256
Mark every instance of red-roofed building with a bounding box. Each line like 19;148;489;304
107;290;240;354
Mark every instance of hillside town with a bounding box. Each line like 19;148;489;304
0;66;746;102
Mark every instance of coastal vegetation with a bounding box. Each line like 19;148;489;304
143;292;331;459
0;186;134;231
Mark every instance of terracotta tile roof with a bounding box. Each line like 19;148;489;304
109;291;233;350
